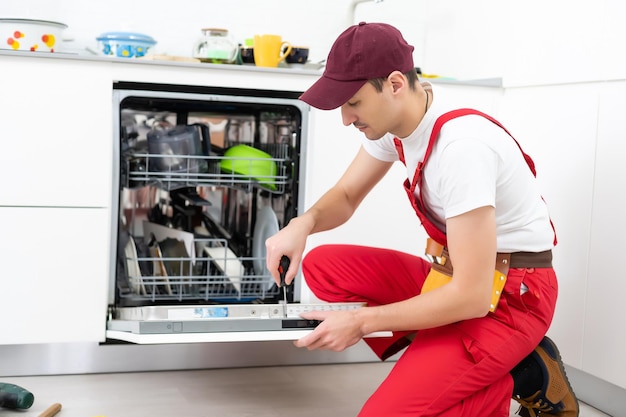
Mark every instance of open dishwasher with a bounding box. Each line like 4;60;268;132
105;82;366;344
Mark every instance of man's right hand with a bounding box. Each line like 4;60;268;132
264;216;310;286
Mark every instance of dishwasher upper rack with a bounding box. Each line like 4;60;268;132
121;237;280;302
124;143;293;193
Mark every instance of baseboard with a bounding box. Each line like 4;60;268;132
566;365;625;416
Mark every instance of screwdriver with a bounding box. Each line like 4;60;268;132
278;255;290;318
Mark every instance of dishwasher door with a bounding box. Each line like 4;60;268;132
105;302;382;344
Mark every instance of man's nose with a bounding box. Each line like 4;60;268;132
340;106;356;126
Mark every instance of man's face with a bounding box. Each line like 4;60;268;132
340;81;396;140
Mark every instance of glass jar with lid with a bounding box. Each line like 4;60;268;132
193;28;239;64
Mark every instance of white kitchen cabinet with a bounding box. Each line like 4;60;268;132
0;55;113;208
499;84;600;369
0;206;110;344
582;81;626;388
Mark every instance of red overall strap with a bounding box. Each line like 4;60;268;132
394;108;557;247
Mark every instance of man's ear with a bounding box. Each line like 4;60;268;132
387;71;407;93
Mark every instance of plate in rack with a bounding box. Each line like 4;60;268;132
204;245;244;293
125;236;146;295
252;205;280;289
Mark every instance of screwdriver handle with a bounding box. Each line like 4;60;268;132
278;255;290;287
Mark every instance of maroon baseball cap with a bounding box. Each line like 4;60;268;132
299;22;415;110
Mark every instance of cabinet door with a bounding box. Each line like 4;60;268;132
0;56;112;207
0;207;110;344
500;84;599;370
583;83;626;389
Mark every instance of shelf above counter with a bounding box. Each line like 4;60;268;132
424;76;503;88
0;48;324;75
0;49;502;89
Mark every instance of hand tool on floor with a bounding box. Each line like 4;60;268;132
38;402;62;417
278;255;290;318
0;382;35;409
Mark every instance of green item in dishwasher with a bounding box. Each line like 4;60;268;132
219;144;278;190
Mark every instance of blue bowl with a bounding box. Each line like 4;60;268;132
96;31;156;58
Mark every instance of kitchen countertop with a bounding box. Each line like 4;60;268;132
0;49;325;75
0;49;503;88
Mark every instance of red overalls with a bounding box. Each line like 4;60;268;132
302;109;559;416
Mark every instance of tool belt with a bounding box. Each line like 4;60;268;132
422;238;553;313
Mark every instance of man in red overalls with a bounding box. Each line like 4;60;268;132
266;22;579;417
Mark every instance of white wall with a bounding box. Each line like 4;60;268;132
357;0;626;86
4;0;625;86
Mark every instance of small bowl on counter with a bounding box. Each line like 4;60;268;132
0;18;67;52
239;46;255;64
96;31;156;58
285;46;309;64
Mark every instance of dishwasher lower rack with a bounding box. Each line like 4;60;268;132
121;237;279;302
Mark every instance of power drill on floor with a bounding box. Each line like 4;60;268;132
0;382;35;409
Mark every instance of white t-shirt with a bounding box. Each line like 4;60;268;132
362;84;554;252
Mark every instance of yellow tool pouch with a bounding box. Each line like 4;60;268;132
421;238;510;313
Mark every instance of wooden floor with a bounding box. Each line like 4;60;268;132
1;362;609;417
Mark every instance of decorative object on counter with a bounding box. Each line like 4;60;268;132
192;28;238;64
96;31;156;58
239;38;255;64
219;144;278;190
253;34;291;68
239;46;254;64
284;46;309;64
0;18;67;52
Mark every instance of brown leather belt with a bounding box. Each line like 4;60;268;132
505;250;553;268
426;238;553;276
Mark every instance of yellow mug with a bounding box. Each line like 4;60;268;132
253;34;292;68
